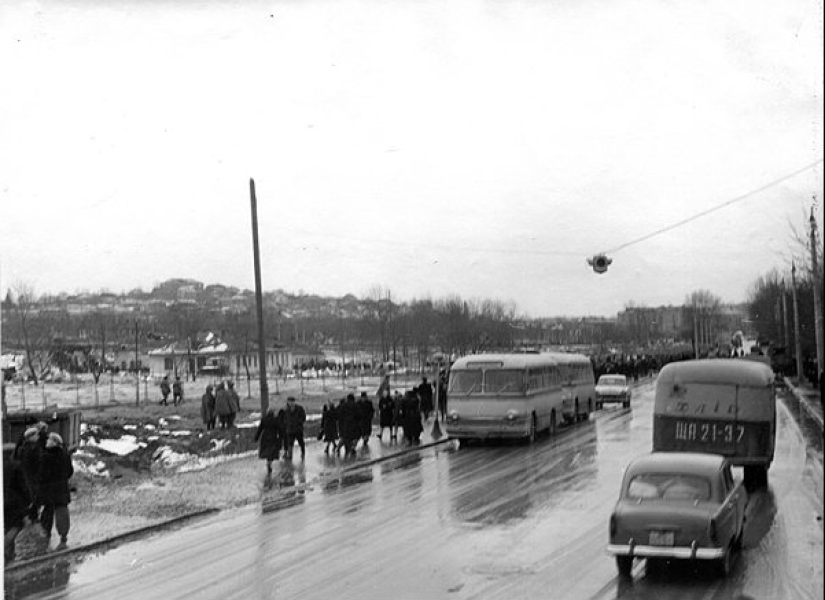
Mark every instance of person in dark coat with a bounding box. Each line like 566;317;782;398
172;377;184;406
15;423;47;522
279;396;306;460
200;385;216;430
159;375;171;406
378;391;394;441
254;408;282;473
38;433;74;549
338;394;358;456
357;392;374;446
418;377;434;420
391;390;404;441
214;382;234;429
4;443;32;562
401;390;423;445
320;400;339;454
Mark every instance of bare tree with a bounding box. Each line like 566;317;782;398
9;280;51;383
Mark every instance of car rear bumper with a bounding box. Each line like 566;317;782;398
606;543;724;560
597;394;629;404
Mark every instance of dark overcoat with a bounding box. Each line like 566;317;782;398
418;382;434;414
401;394;423;440
4;454;32;528
321;405;339;442
378;396;394;428
357;398;374;437
37;446;74;506
254;411;282;461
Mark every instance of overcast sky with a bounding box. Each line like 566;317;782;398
1;0;822;318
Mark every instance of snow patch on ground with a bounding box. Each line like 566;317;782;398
83;435;146;456
73;459;110;478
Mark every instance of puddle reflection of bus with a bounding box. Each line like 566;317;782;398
445;352;595;443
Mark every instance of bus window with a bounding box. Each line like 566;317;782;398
449;370;483;394
485;369;524;394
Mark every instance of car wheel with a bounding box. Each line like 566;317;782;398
616;555;633;577
716;543;734;577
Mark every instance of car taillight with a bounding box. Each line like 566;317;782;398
708;518;718;544
609;515;617;539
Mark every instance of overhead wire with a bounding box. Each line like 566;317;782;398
602;159;823;255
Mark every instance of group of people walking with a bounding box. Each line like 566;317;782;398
200;380;242;430
4;422;74;561
159;375;184;406
254;396;308;472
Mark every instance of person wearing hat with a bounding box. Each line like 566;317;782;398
37;433;74;550
14;423;48;522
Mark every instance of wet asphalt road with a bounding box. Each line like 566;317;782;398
6;381;823;600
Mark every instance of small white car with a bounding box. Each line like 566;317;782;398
595;374;631;408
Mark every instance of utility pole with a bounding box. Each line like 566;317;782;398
792;262;805;383
135;320;140;406
250;178;269;415
781;279;790;350
809;204;823;379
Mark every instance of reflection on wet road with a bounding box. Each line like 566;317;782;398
5;381;822;600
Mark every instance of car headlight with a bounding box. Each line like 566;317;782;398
449;410;459;421
506;410;519;421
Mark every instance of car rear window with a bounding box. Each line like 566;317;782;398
599;376;626;386
626;473;711;501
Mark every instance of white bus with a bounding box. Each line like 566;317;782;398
542;352;596;423
446;352;581;442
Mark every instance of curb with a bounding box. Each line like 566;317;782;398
4;508;219;573
337;435;456;473
783;377;824;429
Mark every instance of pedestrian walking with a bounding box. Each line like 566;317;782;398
172;377;184;406
418;377;434;420
201;385;216;431
437;369;448;422
37;433;73;550
280;396;306;460
357;392;374;446
377;391;394;441
320;400;339;454
401;390;423;444
338;394;358;456
254;408;282;474
227;380;241;428
159;375;171;406
214;382;233;429
4;442;32;562
391;390;404;441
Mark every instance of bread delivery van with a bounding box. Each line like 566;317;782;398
653;359;776;489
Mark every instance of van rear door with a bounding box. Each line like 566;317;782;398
654;381;738;457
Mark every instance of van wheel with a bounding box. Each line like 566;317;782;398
616;556;633;577
582;399;592;421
